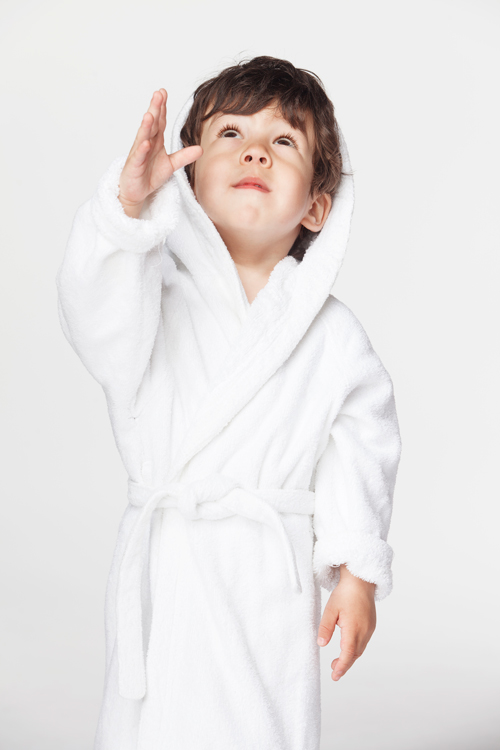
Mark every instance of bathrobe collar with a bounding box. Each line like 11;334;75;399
165;94;355;479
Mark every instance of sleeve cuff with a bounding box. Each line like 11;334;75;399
312;534;394;601
89;154;181;253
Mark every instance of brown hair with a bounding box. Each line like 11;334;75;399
180;55;350;261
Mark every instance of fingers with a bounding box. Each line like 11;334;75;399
331;627;367;681
331;641;357;681
133;137;151;167
141;90;164;140
169;145;203;173
317;603;360;680
131;90;166;164
157;88;167;137
317;603;338;647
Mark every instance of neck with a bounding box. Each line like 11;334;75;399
216;224;300;275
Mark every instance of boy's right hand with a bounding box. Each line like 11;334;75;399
118;89;203;218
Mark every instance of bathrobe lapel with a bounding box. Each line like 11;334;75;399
164;96;355;480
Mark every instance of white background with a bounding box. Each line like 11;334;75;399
1;0;499;748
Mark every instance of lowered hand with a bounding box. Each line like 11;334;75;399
317;564;377;681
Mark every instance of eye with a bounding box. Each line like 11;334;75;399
216;124;242;138
215;124;299;149
275;134;298;148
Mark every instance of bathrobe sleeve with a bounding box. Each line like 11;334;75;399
312;300;402;602
56;155;180;404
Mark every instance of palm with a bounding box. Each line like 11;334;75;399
135;146;174;199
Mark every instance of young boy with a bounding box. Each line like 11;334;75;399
56;56;402;750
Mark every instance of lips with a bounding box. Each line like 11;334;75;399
232;176;270;192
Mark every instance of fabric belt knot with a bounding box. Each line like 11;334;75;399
116;473;315;700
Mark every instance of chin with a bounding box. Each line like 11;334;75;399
231;204;268;225
217;216;269;235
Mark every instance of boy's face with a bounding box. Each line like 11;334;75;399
191;102;331;254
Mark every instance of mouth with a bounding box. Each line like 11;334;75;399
232;177;270;192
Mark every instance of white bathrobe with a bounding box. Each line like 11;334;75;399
56;94;402;750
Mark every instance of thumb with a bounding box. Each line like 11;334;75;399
317;603;339;647
169;145;203;173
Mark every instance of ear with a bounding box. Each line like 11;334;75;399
300;192;332;233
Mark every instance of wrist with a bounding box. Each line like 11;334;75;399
338;564;376;593
118;193;145;219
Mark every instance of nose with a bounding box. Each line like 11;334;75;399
241;141;271;167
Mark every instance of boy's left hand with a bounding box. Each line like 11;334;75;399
317;564;377;681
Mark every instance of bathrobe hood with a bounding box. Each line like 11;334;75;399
168;93;354;308
162;94;355;478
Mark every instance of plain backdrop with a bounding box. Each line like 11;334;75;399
1;0;499;748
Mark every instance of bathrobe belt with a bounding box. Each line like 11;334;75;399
116;474;316;700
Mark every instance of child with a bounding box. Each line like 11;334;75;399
56;56;402;750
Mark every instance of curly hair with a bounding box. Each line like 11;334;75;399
180;55;350;261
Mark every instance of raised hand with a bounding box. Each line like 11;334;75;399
118;89;203;218
317;564;376;681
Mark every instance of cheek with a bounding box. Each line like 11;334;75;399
204;165;225;191
276;169;312;217
193;159;227;215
